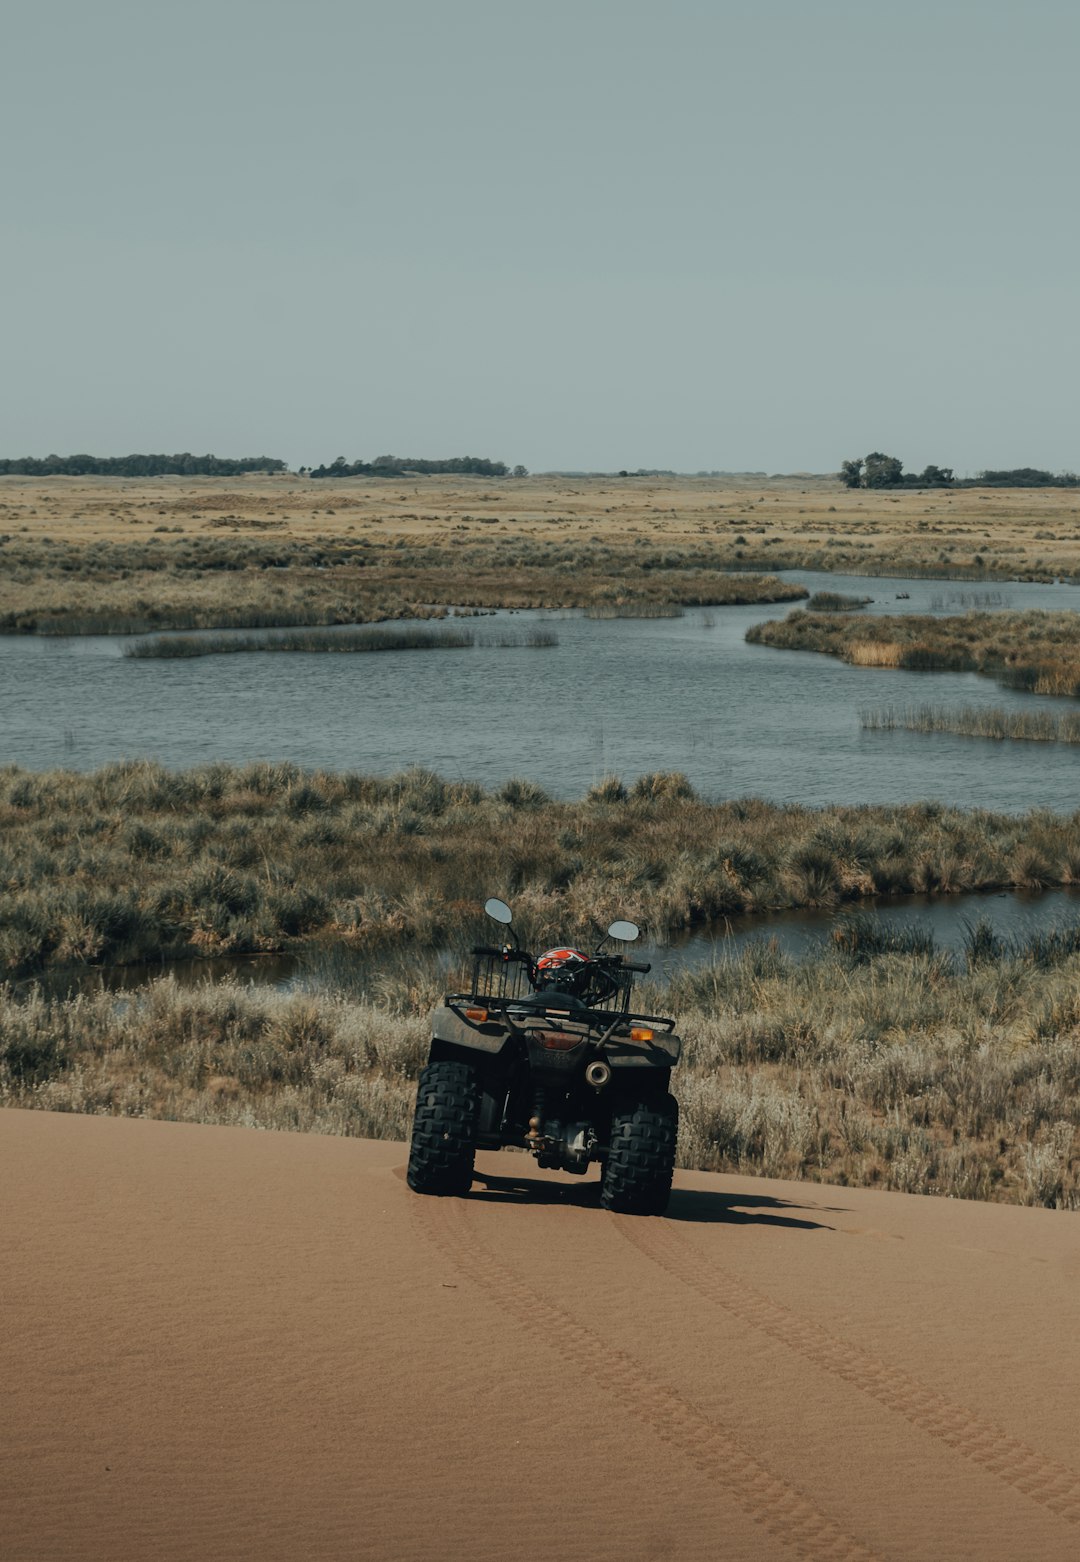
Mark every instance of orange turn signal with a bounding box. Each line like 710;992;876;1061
629;1026;654;1042
464;1006;489;1024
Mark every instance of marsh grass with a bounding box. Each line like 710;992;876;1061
748;609;1080;697
123;624;559;658
5;924;1080;1208
4;761;1080;980
929;590;1013;610
124;625;479;657
584;602;685;618
862;703;1080;744
11;476;1080;634
659;924;1080;1206
0;532;807;635
479;628;559;648
806;591;873;611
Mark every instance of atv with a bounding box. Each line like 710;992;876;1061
406;898;681;1214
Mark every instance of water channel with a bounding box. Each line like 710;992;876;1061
29;885;1080;1004
3;570;1080;811
5;568;1080;991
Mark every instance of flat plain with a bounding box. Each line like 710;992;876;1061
3;471;1080;633
4;470;1080;567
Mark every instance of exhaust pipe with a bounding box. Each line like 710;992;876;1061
585;1060;611;1090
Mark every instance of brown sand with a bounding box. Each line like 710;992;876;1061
3;1109;1078;1562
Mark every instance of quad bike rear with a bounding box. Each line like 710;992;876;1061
407;899;681;1215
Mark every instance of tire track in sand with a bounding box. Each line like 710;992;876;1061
412;1194;886;1562
618;1217;1080;1527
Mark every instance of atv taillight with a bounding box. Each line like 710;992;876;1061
630;1026;654;1042
540;1031;583;1050
465;1006;489;1023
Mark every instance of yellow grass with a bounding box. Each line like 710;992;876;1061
848;641;904;667
3;470;1080;568
749;609;1080;697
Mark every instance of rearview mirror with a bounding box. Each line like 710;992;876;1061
485;897;513;925
607;919;639;943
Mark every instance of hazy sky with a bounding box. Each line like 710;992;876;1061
4;1;1078;474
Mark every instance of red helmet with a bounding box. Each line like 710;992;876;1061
533;947;591;996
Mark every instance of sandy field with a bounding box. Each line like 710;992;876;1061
3;1109;1078;1562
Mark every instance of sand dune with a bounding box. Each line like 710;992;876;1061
3;1109;1078;1561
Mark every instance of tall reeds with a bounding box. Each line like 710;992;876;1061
848;641;904;667
124;625;479;657
862;704;1080;743
805;591;872;611
584;602;685;618
123;625;560;658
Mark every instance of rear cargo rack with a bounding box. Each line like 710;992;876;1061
460;945;641;1012
447;946;674;1030
462;946;531;1002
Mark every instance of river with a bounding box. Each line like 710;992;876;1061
3;569;1079;810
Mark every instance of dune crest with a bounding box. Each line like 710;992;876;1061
3;1108;1078;1561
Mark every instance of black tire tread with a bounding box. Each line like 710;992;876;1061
407;1060;480;1196
601;1092;679;1215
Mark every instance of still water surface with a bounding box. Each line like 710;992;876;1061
2;570;1079;810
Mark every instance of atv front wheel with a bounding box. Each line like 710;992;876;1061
601;1092;679;1215
407;1060;480;1196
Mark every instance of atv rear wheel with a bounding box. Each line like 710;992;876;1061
407;1060;480;1196
601;1092;679;1215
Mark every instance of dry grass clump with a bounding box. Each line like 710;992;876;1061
0;977;423;1140
4;762;1080;979
749;609;1080;697
849;641;905;667
862;703;1080;743
5;925;1080;1208
661;927;1080;1208
806;591;872;611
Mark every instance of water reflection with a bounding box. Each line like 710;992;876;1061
637;886;1080;973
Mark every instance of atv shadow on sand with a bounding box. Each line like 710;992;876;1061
470;1169;841;1230
664;1187;843;1230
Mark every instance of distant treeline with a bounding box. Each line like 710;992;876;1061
840;453;1079;490
974;468;1080;488
0;453;287;477
0;451;523;479
307;455;520;478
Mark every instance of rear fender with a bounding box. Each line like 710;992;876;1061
430;1004;510;1057
605;1032;682;1069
